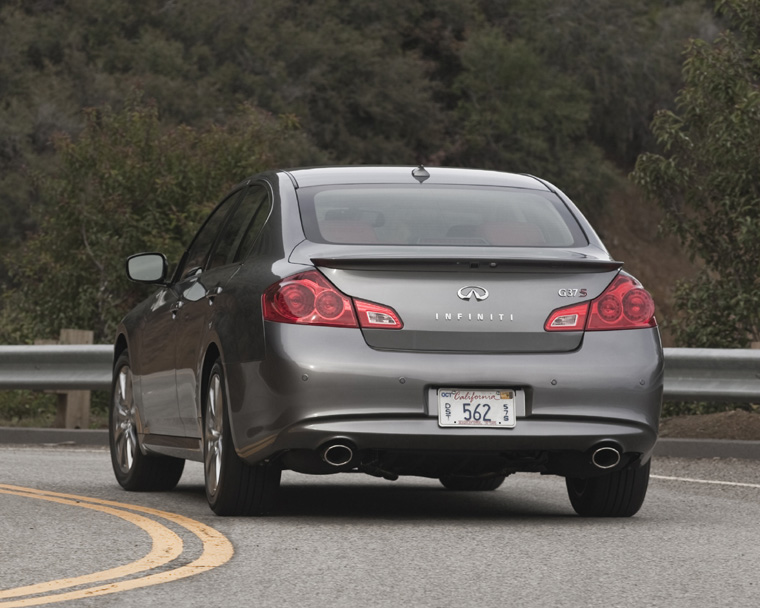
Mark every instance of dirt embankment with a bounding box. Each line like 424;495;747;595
659;410;760;440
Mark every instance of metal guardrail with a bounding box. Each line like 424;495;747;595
0;345;113;391
0;345;758;402
663;347;760;402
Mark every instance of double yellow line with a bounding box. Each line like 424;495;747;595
0;484;233;607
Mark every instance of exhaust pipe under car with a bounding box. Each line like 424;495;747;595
321;443;354;467
591;445;622;470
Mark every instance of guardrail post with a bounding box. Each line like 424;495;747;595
35;329;94;429
59;329;93;429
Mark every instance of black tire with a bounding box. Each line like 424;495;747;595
203;360;281;516
440;475;506;491
565;459;651;517
109;350;185;491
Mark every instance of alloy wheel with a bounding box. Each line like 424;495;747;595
205;373;224;497
113;365;138;474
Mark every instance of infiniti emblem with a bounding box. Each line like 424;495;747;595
457;286;489;301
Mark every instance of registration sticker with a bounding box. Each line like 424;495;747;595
438;389;516;428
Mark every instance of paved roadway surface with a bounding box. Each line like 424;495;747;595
1;445;759;608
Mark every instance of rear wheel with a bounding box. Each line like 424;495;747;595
439;475;506;491
109;351;185;491
565;459;651;517
204;360;281;516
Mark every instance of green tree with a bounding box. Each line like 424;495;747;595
480;0;718;167
1;97;325;343
632;0;760;347
449;29;616;218
0;0;725;334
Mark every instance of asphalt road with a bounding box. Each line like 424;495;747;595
1;446;759;608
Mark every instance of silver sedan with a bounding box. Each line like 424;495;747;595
110;166;662;517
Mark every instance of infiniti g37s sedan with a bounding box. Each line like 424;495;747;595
110;166;663;517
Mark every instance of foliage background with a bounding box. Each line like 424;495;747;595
0;0;760;408
633;0;760;349
1;0;758;423
0;0;720;345
1;98;324;341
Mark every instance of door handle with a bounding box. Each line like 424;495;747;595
205;286;223;305
170;300;184;319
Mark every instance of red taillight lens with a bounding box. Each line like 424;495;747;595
545;274;656;332
315;291;344;319
263;271;403;329
622;288;656;324
588;275;655;330
263;271;357;327
277;284;315;318
596;294;622;323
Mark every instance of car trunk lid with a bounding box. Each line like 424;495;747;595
291;243;621;353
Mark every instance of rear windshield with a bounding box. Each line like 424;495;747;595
297;185;587;247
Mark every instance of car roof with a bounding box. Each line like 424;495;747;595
282;166;551;191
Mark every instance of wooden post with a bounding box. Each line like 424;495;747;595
55;329;94;429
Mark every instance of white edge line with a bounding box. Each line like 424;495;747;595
652;474;760;489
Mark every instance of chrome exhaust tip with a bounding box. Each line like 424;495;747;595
322;443;354;467
591;446;622;470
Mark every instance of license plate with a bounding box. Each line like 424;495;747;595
438;389;516;428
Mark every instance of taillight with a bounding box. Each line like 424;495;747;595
545;274;655;332
263;271;403;329
354;299;403;329
587;275;655;330
544;302;589;331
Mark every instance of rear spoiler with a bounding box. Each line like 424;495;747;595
311;256;623;274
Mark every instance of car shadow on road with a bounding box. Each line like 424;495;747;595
274;482;575;521
174;478;580;521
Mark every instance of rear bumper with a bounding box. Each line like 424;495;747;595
256;415;657;454
257;414;658;478
224;323;663;469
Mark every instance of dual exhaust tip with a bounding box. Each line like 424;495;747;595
321;442;355;467
591;445;622;470
321;441;621;470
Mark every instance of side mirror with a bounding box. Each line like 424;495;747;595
126;253;168;284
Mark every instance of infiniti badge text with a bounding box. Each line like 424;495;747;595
558;288;588;297
435;312;514;322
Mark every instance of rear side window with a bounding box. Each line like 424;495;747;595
235;185;272;260
180;191;241;278
208;184;270;269
297;185;586;247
